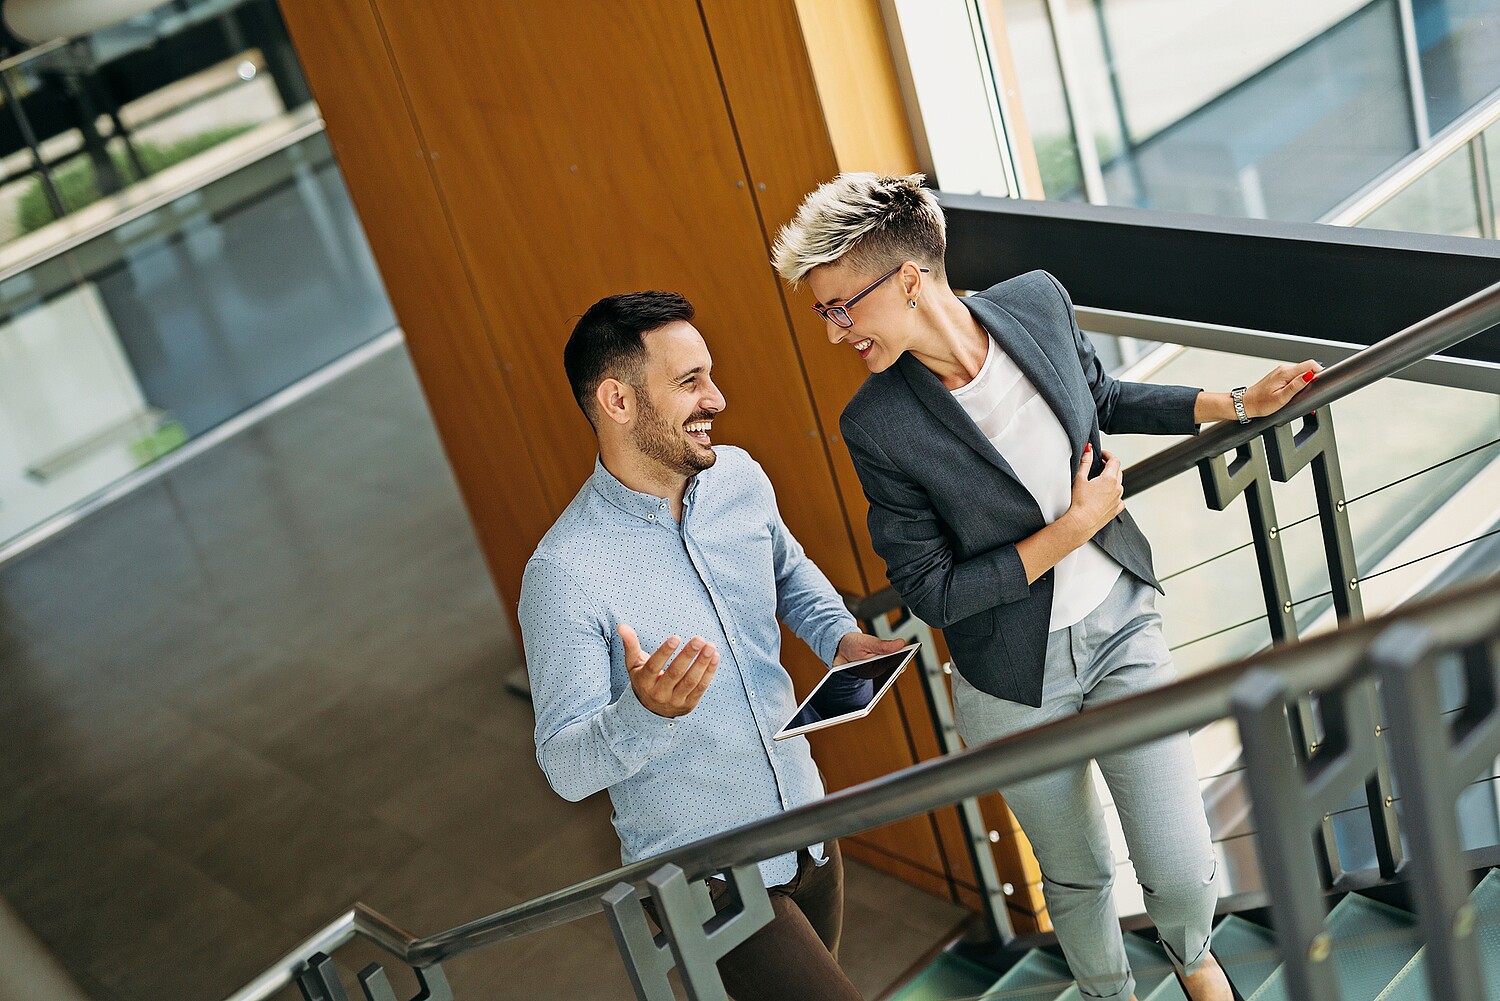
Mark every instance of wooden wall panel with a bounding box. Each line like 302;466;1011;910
363;0;862;592
698;0;891;594
276;0;554;620
792;0;923;176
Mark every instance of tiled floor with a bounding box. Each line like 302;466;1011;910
0;345;967;1001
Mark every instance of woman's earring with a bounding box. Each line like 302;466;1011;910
909;299;917;309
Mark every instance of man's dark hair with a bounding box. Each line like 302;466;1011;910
564;291;695;427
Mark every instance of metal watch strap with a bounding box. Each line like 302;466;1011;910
1231;386;1250;424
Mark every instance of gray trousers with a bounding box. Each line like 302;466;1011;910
952;573;1218;1001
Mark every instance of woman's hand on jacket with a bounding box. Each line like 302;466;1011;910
1065;444;1125;541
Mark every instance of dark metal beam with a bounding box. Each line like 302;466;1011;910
938;193;1500;365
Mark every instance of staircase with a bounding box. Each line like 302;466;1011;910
888;871;1500;1001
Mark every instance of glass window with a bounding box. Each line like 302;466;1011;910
986;0;1086;200
1358;140;1489;237
971;0;1500;225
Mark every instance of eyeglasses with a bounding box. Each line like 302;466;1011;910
811;265;930;329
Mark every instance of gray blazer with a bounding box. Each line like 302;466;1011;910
839;270;1202;707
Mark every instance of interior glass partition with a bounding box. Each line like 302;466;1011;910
0;2;395;553
0;0;310;247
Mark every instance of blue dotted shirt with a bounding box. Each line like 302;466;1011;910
520;446;858;887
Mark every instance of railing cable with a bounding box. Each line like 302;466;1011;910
1357;528;1500;584
1169;613;1268;652
1168;527;1500;651
1158;436;1500;583
1343;436;1500;508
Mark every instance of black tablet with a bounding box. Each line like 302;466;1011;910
772;643;919;740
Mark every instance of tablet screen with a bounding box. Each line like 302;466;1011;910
774;644;919;740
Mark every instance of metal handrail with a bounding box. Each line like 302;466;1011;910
220;574;1500;1001
1073;305;1500;396
1325;87;1500;226
1122;278;1500;496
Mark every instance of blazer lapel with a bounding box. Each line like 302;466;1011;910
896;352;1021;484
962;293;1088;464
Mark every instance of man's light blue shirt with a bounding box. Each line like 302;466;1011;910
519;446;858;887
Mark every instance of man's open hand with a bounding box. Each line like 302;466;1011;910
619;623;719;718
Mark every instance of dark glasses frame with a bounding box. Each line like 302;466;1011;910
811;265;930;329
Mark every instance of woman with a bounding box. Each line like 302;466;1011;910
772;173;1317;1001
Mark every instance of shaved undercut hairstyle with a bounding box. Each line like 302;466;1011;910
771;172;947;285
564;291;695;428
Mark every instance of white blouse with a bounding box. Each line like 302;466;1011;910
950;335;1122;631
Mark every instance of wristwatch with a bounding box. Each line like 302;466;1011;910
1231;386;1250;424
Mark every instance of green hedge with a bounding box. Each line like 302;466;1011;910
17;124;256;234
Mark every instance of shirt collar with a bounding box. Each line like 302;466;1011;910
590;456;702;523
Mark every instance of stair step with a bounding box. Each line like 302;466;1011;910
1141;974;1188;1001
1374;869;1500;1001
1141;916;1285;1001
1210;916;1281;999
986;951;1074;1001
1053;933;1177;1001
1248;894;1420;1001
884;949;1000;1001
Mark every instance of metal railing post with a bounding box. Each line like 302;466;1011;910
1232;671;1344;1001
295;953;350;1001
1376;626;1500;1000
1263;409;1362;624
607;864;772;1001
357;963;451;1001
1199;434;1350;883
1263;409;1404;878
863;602;1016;944
1198;436;1297;642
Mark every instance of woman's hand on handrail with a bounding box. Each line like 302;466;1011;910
1192;359;1323;424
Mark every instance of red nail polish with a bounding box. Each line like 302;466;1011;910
1303;371;1316;383
1084;443;1092;452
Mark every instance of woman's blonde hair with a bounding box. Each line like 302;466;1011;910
771;172;946;286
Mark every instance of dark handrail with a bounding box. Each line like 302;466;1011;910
403;575;1500;967
1123;278;1500;496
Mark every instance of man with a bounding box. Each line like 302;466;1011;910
519;290;903;1001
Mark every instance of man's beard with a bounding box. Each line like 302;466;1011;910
631;391;716;477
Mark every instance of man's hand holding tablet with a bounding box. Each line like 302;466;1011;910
775;641;921;740
835;632;909;666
